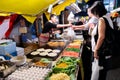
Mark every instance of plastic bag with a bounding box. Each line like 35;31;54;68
67;12;75;23
67;27;76;41
91;59;100;80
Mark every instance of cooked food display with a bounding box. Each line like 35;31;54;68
47;42;59;47
0;61;16;77
0;64;9;71
67;45;80;49
33;58;51;67
56;62;68;68
73;40;81;44
31;51;40;55
35;61;48;67
45;57;80;80
52;49;60;53
47;41;65;47
62;51;79;58
37;48;45;52
47;53;57;57
59;42;65;47
45;49;52;52
30;48;61;58
65;48;80;53
39;52;48;56
50;73;70;80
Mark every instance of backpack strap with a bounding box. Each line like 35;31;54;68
94;17;114;45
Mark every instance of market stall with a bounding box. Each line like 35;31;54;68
0;0;85;80
0;36;83;80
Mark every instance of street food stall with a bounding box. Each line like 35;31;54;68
0;36;83;80
0;0;85;80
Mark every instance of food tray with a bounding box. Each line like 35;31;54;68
7;65;51;80
30;57;52;68
26;47;63;61
45;56;80;80
0;61;17;77
27;51;61;61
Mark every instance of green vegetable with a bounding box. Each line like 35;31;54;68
40;58;50;63
52;57;79;75
45;57;80;80
65;48;80;53
70;73;76;80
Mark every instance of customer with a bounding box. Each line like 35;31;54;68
88;1;120;80
42;14;71;33
92;1;120;80
72;8;98;80
72;8;98;34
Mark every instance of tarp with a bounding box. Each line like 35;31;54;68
45;0;76;20
0;0;58;23
0;14;18;39
52;0;76;15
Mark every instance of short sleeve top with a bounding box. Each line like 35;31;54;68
42;21;57;33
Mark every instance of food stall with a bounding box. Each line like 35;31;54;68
0;0;85;80
0;36;83;80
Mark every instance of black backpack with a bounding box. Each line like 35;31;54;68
95;17;120;57
97;17;120;69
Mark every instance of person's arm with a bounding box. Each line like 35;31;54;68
56;24;72;28
72;25;86;30
94;18;106;59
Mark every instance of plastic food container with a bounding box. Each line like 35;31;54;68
10;55;26;66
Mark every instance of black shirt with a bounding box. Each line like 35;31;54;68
42;21;57;33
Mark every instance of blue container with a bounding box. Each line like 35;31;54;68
0;42;16;55
0;51;17;60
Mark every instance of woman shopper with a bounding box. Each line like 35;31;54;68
89;1;120;80
72;8;98;34
72;8;98;80
88;1;108;80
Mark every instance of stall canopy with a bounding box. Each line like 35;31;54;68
52;0;76;15
45;0;76;20
0;0;59;23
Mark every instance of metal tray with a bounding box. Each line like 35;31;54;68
26;45;64;61
0;61;17;77
30;57;52;68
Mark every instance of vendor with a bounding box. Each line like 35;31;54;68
42;14;72;34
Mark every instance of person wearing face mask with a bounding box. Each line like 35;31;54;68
72;8;98;35
72;8;98;80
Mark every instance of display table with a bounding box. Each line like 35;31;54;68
0;36;84;80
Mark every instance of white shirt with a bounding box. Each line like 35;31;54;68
91;25;98;52
84;17;98;29
91;13;113;52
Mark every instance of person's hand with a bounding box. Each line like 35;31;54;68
89;23;95;29
71;25;76;28
94;50;99;59
68;23;72;27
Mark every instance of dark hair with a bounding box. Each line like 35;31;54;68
50;14;56;20
90;1;107;17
